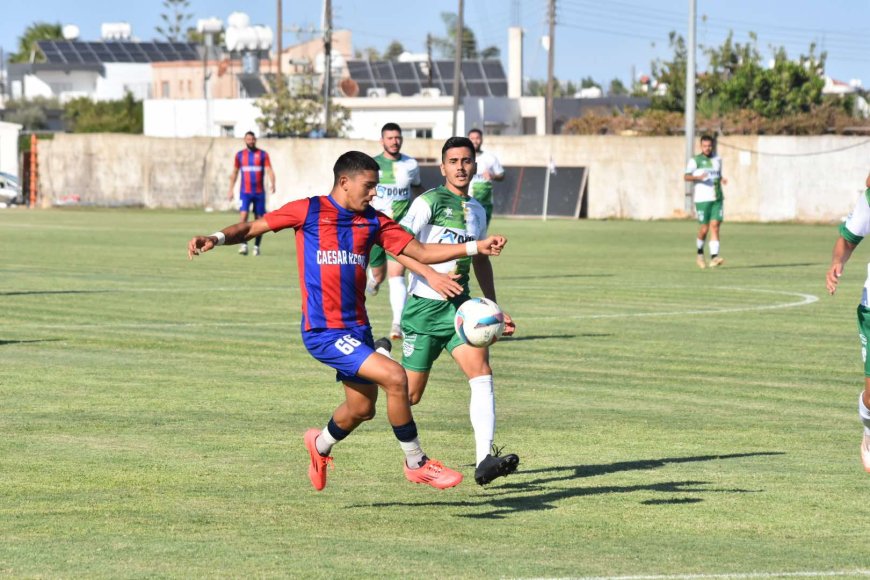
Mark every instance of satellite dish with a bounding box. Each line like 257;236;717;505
340;78;359;97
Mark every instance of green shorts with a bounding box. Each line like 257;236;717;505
695;200;724;225
368;244;399;268
857;305;870;376
400;294;469;372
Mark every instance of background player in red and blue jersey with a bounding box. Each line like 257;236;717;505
189;151;509;491
227;131;275;256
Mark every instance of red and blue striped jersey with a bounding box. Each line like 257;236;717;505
234;148;271;194
264;195;414;330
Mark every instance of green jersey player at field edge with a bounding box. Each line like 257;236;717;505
684;135;728;269
395;136;520;486
467;128;505;226
825;181;870;473
366;122;423;340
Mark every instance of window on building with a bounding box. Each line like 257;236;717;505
405;128;433;139
161;81;170;98
220;125;235;137
522;116;537;135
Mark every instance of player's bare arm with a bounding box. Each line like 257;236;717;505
472;254;516;336
267;165;276;194
401;235;507;264
827;236;858;295
228;167;240;200
188;218;272;259
393;253;463;298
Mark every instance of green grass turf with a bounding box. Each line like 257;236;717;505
2;208;870;578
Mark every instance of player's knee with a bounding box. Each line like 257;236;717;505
408;390;423;406
380;365;409;395
465;363;492;379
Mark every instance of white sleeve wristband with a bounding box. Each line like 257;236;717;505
465;240;479;256
210;231;226;246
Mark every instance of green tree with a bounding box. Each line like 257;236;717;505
156;0;193;42
9;22;63;63
432;12;500;59
580;76;599;89
383;41;405;60
608;78;628;96
255;72;350;138
354;47;381;60
5;97;59;130
63;93;143;133
650;31;687;112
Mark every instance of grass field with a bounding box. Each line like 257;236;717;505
2;208;870;578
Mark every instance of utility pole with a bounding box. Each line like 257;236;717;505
276;0;283;82
683;0;696;213
426;34;433;88
451;0;464;136
323;0;333;137
545;0;556;135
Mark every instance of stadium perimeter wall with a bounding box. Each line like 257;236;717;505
38;134;870;222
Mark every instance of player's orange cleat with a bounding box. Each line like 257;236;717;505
304;428;333;491
862;432;870;473
403;458;463;489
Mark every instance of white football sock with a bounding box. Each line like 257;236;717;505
399;438;426;468
696;238;705;251
469;375;495;466
316;427;339;456
858;392;870;434
710;240;720;256
388;276;407;325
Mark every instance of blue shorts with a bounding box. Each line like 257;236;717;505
301;324;377;384
239;193;266;216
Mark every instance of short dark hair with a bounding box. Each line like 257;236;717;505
467;128;483;137
244;131;256;138
381;122;402;135
700;134;714;143
441;136;476;162
333;151;379;184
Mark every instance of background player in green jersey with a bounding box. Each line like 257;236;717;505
396;136;519;486
826;180;870;473
367;123;423;339
684;135;728;269
467;128;504;226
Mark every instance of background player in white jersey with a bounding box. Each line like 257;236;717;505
826;181;870;472
467;128;505;226
684;135;728;269
395;136;519;486
367;122;422;340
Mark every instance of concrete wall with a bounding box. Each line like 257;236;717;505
38;133;870;221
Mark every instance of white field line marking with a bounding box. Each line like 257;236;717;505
9;287;818;330
564;570;870;580
520;287;819;321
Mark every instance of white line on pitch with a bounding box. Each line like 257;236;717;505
566;569;870;580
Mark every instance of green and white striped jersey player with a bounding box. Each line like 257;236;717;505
366;122;422;340
468;128;505;225
396;136;519;486
827;186;870;473
684;135;728;269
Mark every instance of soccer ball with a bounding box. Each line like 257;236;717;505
454;297;505;348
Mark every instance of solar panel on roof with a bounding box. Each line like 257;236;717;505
461;62;483;79
392;62;416;81
481;61;504;79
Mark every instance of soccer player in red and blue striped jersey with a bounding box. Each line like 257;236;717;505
189;151;509;491
227;131;275;256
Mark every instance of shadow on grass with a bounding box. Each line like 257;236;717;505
348;451;780;519
0;290;110;297
0;339;62;346
500;333;612;342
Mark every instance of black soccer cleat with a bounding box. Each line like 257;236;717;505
474;446;519;486
374;337;392;354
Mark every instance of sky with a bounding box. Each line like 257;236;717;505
2;0;869;88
